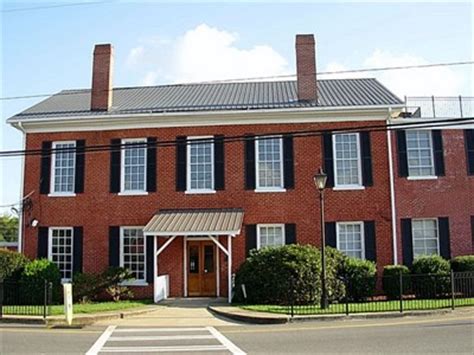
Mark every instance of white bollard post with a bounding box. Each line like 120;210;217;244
63;283;73;326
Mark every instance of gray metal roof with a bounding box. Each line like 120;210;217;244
143;208;244;236
9;78;403;121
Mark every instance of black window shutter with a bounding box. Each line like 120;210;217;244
401;218;413;266
465;130;474;175
283;135;295;189
285;224;296;244
245;224;257;256
109;226;120;267
432;130;445;176
147;137;157;192
73;227;83;274
244;135;256;190
214;135;225;190
322;133;334;188
360;132;373;186
325;222;337;248
471;216;474;252
75;140;85;193
110;139;121;193
37;227;49;259
438;217;451;259
176;136;187;191
40;141;52;194
146;235;154;283
396;130;409;177
364;221;376;262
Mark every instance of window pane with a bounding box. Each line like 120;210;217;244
337;223;363;259
52;142;76;193
406;130;434;177
258;225;284;248
189;139;213;190
334;134;361;186
257;138;282;188
121;228;146;281
123;140;146;191
412;219;439;258
50;228;73;280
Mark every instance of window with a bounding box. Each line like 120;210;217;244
256;137;284;190
257;224;285;249
121;138;147;193
120;227;146;283
406;130;435;177
51;141;76;194
187;137;214;192
337;222;364;259
48;228;73;281
412;219;439;257
333;133;362;187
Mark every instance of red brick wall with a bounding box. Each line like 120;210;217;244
22;120;393;298
392;129;474;262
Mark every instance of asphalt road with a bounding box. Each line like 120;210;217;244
1;314;473;354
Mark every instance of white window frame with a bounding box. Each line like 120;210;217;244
406;130;436;180
336;221;365;259
48;227;74;282
119;138;148;195
332;133;363;190
256;224;285;249
49;141;76;197
186;136;216;194
119;226;148;286
255;136;285;192
412;218;440;258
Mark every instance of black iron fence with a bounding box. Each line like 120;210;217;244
288;271;474;317
0;279;53;318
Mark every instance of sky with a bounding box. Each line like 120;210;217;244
1;0;473;214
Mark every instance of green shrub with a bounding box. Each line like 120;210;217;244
342;258;377;301
73;267;134;302
411;255;450;298
0;249;28;280
382;265;410;299
451;255;474;272
233;245;345;305
20;259;61;304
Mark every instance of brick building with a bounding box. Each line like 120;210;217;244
7;34;473;301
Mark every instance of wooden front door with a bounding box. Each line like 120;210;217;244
187;241;217;297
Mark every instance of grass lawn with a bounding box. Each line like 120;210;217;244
3;299;154;316
241;297;474;315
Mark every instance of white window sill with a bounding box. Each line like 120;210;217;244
254;188;287;193
185;190;216;194
48;193;76;197
120;281;149;287
118;191;149;196
407;176;438;180
333;186;365;191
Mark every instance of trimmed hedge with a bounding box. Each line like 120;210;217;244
0;249;28;280
382;265;410;299
342;258;377;301
233;245;345;305
20;259;61;303
411;255;450;275
411;255;450;298
451;255;474;272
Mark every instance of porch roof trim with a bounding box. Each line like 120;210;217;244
143;208;244;236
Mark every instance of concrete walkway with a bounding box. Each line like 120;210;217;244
96;298;242;327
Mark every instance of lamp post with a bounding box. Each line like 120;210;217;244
313;167;328;309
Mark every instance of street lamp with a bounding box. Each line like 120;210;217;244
313;167;328;309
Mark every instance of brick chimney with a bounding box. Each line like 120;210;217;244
91;44;114;111
295;34;317;102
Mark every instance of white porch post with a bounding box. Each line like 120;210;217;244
227;235;232;303
153;236;158;303
183;236;187;297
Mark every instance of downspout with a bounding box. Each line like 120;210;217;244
16;122;26;254
386;109;398;264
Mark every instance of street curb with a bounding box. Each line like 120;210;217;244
209;305;465;325
0;305;160;327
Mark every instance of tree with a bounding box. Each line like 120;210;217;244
0;214;19;242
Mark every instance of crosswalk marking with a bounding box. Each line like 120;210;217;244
87;326;247;354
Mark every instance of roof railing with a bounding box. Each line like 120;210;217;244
401;96;473;118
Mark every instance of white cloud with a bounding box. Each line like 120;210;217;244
321;49;467;98
127;24;291;85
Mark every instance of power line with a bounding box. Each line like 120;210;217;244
0;117;472;158
1;0;114;13
1;61;473;101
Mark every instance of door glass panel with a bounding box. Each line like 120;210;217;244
204;245;214;273
189;246;199;273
